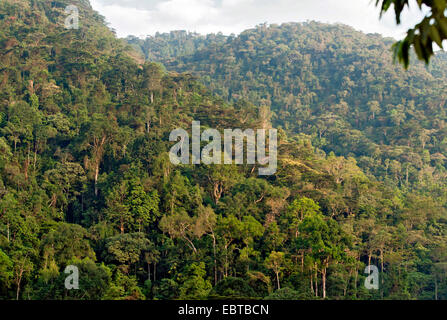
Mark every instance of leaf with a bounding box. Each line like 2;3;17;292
420;19;431;46
433;0;447;12
437;17;447;38
401;39;411;69
413;35;424;60
430;25;444;48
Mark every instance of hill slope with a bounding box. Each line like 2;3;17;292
133;23;447;190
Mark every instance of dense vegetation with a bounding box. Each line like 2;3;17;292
127;31;228;62
0;0;446;300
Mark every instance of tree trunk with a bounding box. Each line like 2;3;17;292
212;235;217;285
93;135;106;197
344;269;352;297
224;245;229;278
154;262;156;282
301;253;304;272
435;276;438;300
16;270;23;300
16;281;20;300
94;164;99;197
405;166;409;185
310;274;314;296
184;236;197;254
33;144;37;172
276;271;280;290
24;147;30;182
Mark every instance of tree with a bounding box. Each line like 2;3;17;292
43;162;87;213
34;258;111;300
79;113;118;196
11;246;35;300
1;101;40;153
142;63;164;104
104;233;152;274
41;223;96;267
194;205;218;284
159;210;198;254
209;277;256;299
105;181;132;234
104;178;160;234
126;180;160;233
179;262;212;299
367;101;381;120
265;251;286;290
205;164;240;205
265;287;304;300
287;197;320;238
298;214;351;299
216;215;244;277
0;249;12;295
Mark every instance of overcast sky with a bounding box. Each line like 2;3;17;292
90;0;427;39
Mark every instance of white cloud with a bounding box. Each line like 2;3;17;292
90;0;427;39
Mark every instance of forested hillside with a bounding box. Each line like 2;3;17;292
0;0;446;300
127;31;228;62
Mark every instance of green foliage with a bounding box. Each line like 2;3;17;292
34;258;111;300
0;249;13;293
104;233;152;274
41;223;96;267
105;270;145;300
265;287;306;300
179;262;212;300
0;0;446;301
209;277;256;299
